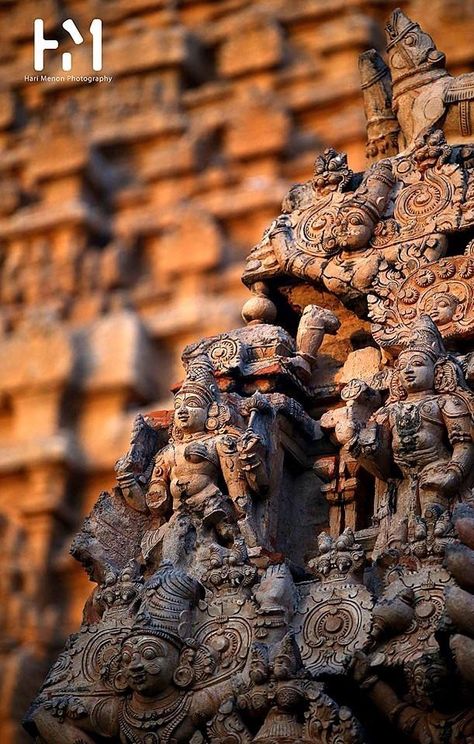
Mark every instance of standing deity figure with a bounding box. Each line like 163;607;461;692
116;356;269;569
335;317;474;554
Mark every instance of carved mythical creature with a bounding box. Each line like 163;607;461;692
116;356;269;569
335;317;474;555
386;8;474;147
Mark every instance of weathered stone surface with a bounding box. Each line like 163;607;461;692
2;3;474;744
25;11;474;743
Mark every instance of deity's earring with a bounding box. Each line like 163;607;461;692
434;359;457;392
452;304;465;323
388;369;407;401
206;402;220;432
173;651;195;689
113;669;129;692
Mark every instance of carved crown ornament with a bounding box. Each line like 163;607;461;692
25;9;474;744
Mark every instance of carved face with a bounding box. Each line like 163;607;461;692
249;644;268;684
174;392;209;433
424;292;460;326
273;654;292;680
408;656;449;709
317;556;331;576
398;351;435;393
120;636;179;697
335;208;372;250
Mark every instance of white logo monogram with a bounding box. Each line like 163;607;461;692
34;19;102;72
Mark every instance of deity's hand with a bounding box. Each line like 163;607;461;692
115;451;135;478
43;696;87;722
354;423;379;456
273;214;292;231
238;431;264;471
350;651;372;684
146;482;170;514
420;465;460;497
332;409;359;445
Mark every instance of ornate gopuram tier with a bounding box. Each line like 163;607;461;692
26;10;474;744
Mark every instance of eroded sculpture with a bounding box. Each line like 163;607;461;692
26;9;474;744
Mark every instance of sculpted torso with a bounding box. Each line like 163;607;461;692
153;437;222;507
386;396;453;472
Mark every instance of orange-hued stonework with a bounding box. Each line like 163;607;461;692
2;2;474;742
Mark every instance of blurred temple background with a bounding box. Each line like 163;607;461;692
1;0;474;741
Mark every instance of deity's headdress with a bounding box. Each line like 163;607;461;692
312;147;352;193
398;315;446;361
385;9;422;50
273;631;303;678
128;562;203;649
178;355;219;407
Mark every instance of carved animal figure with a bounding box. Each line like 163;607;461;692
386;8;474;147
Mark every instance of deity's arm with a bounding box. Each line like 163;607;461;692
28;695;120;744
146;446;173;518
420;395;474;498
268;215;296;267
440;395;474;486
189;675;249;737
115;468;148;512
216;432;269;498
237;430;270;494
348;408;394;482
365;681;426;741
215;435;246;498
352;654;425;742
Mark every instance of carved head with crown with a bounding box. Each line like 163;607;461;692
115;564;202;698
172;355;230;441
390;315;460;400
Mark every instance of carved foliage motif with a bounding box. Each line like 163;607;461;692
295;581;373;676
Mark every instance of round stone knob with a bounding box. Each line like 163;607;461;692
241;294;277;325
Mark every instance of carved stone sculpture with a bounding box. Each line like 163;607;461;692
334;317;474;556
386;8;474;148
26;10;474;744
359;49;400;164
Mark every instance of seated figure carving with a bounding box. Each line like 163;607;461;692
116;355;269;570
